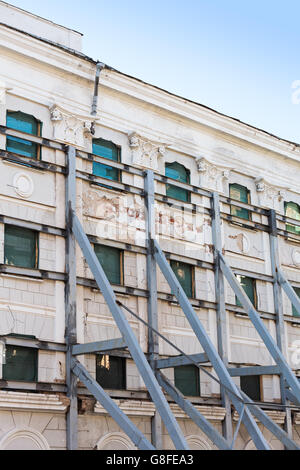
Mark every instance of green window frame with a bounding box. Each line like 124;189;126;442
6;111;41;160
285;202;300;235
292;286;300;318
165;162;190;202
240;375;261;402
2;345;38;382
229;183;250;220
92;138;120;186
171;260;194;298
94;244;123;285
235;275;256;308
174;365;200;397
96;355;126;390
4;225;39;269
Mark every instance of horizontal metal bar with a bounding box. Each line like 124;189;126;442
0;150;65;174
222;214;270;232
156;353;209;369
0;380;67;393
0;125;65;151
3;336;67;352
220;196;269;216
77;170;144;196
72;338;127;356
277;214;300;228
0;265;66;281
77;150;144;177
240;391;300;450
228;366;281;377
156;372;231;450
0;215;66;237
219;252;300;405
71;359;155;450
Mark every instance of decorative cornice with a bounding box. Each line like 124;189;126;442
233;409;286;424
196;156;232;193
49;104;95;149
255;177;289;210
0;391;69;413
128;132;167;171
95;399;226;421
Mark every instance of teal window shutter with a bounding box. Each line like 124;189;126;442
230;183;250;220
174;365;200;396
236;275;256;308
94;244;122;285
96;355;126;390
3;346;38;382
6;111;40;159
292;287;300;317
4;225;38;269
240;376;261;402
165;162;190;202
92;138;120;185
285;202;300;235
171;260;194;298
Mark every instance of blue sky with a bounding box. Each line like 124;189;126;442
6;0;300;143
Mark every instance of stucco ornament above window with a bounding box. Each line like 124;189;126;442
255;177;288;210
196;157;232;193
49;104;95;149
128;132;167;171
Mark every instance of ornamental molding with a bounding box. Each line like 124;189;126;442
49;103;95;149
0;391;69;413
128;132;168;171
13;172;34;199
0;80;12;105
0;427;50;450
95;399;225;421
233;409;285;424
255;177;289;210
196;156;232;193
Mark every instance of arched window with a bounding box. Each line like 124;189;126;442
165;162;190;202
285;201;300;235
229;183;250;220
96;432;136;450
92;138;120;184
6;111;41;160
0;428;50;450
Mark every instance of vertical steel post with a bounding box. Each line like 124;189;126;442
145;170;162;449
65;145;78;450
269;209;293;438
211;192;233;442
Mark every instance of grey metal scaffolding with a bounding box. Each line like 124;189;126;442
1;124;300;450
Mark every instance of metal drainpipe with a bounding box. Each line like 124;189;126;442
91;61;105;117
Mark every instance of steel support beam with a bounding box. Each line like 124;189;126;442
240;391;300;450
156;372;231;450
65;146;78;450
156;353;209;370
269;210;293;438
228;366;281;377
71;359;154;450
278;269;300;316
145;170;162;449
153;240;270;450
219;252;300;406
212;192;233;442
72;213;188;450
72;338;127;356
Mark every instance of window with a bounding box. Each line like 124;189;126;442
236;276;256;308
285;202;300;235
292;287;300;318
2;345;38;382
94;245;123;285
6;111;41;159
4;225;38;269
165;162;190;202
240;375;261;402
229;183;250;220
92;138;120;185
174;365;200;397
171;260;194;298
96;355;126;390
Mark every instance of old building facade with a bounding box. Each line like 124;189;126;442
0;1;300;450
